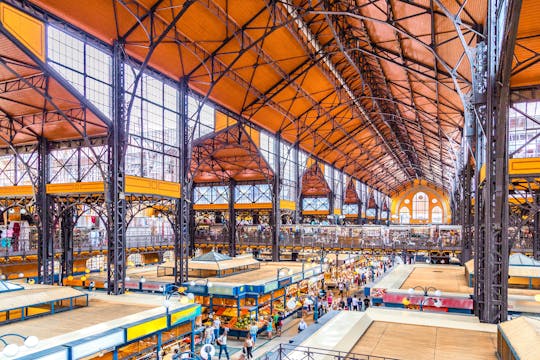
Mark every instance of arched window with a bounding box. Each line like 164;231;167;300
432;206;443;224
412;192;429;220
399;207;410;224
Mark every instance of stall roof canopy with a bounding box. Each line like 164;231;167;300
189;252;260;272
509;253;540;266
5;0;495;192
190;123;274;184
192;251;232;262
0;280;23;293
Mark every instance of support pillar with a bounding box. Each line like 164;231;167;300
61;205;74;279
175;78;191;284
328;168;334;221
228;180;236;256
37;137;54;284
293;143;301;224
271;136;281;262
107;41;127;294
461;160;473;263
473;0;520;323
357;200;363;225
534;191;540;260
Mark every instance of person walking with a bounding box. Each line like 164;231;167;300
249;321;259;344
244;333;254;359
217;328;230;360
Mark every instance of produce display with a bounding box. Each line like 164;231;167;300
259;306;271;317
216;307;237;317
232;315;252;330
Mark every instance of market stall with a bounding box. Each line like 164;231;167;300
183;262;325;337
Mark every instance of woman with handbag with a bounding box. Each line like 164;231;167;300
243;333;254;359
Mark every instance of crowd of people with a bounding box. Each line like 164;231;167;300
176;255;395;360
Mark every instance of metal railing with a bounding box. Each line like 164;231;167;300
260;344;399;360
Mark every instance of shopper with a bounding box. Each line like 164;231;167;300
346;295;352;310
244;333;254;359
298;318;307;333
249;321;259;344
203;323;213;344
213;316;221;344
12;222;19;252
352;295;359;311
363;297;371;310
217;329;230;360
266;316;273;339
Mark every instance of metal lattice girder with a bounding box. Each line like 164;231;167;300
60;204;74;279
228;180;236;257
267;1;413;190
461;161;474;263
322;1;422;181
534;192;540;260
107;41;127;295
473;0;522;324
36;137;54;284
272;136;281;262
0;73;46;94
175;78;190;285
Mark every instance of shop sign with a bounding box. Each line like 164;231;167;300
142;282;163;291
209;285;235;296
189;284;208;295
304;269;314;278
170;305;201;326
278;277;291;288
69;329;124;359
264;281;278;293
126;316;167;341
292;273;303;283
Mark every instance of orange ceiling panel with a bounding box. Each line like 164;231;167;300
17;0;488;193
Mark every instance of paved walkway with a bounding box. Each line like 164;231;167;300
216;310;339;360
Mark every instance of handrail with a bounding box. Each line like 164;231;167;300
261;344;399;360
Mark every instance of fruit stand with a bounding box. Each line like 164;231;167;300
183;262;325;337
